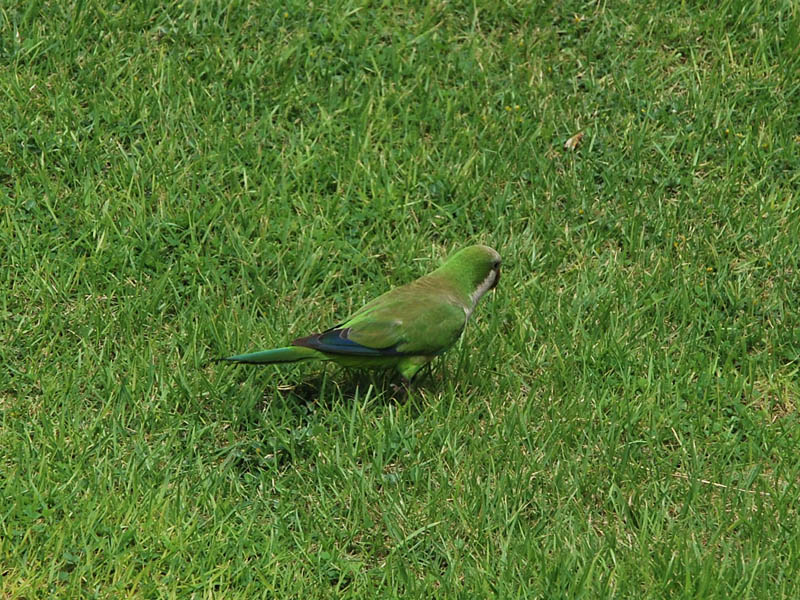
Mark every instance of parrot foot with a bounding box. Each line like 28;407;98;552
390;378;412;401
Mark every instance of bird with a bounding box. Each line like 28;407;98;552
219;245;501;381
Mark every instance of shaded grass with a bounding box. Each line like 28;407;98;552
2;0;800;597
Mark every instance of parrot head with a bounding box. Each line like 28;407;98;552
438;244;501;306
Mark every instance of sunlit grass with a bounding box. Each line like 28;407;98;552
2;1;799;597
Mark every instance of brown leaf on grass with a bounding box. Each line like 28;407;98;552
564;131;584;151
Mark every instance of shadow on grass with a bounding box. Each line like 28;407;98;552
269;367;430;410
208;367;436;474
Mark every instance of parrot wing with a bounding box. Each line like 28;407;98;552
293;286;467;357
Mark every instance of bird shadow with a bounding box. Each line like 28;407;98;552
216;369;429;472
268;368;417;411
207;366;441;475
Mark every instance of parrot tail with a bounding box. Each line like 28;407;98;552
219;346;322;365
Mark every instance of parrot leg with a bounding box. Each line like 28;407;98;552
396;356;432;381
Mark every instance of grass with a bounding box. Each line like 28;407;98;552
2;0;800;597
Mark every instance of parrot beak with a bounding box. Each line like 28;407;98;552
490;266;500;290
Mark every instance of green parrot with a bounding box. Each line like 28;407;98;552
220;245;501;381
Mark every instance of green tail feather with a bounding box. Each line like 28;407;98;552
221;346;321;364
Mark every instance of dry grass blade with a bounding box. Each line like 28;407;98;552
564;131;584;151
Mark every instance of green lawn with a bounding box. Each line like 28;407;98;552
2;1;800;597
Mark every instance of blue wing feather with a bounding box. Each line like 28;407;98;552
292;328;407;357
